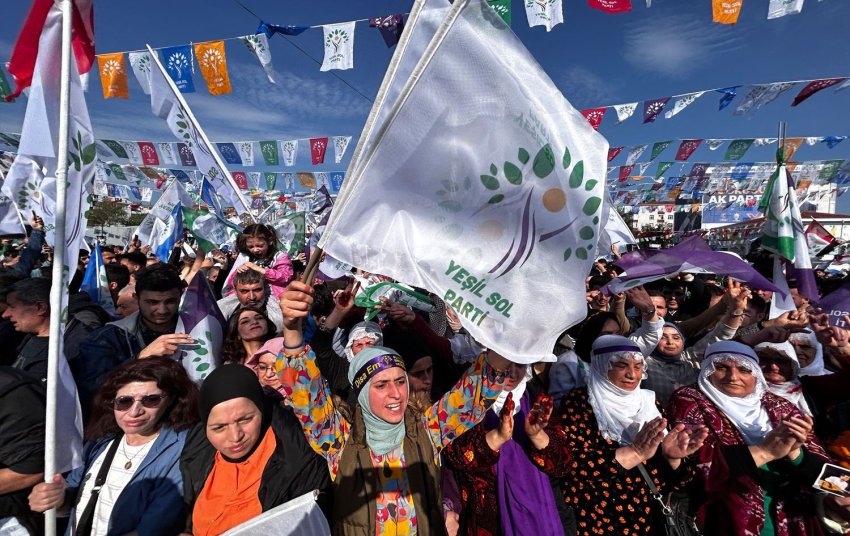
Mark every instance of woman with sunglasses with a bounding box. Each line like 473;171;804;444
220;306;277;366
28;358;199;536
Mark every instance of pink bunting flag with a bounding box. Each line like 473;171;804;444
608;147;624;162
137;141;159;166
581;107;606;130
792;78;848;107
310;137;329;165
675;139;702;161
232;171;248;189
588;0;633;13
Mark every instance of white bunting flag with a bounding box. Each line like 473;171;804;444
664;91;704;119
613;102;638;123
281;140;299;167
249;171;261;189
767;0;805;19
237;141;255;166
321;22;356;72
333;136;352;164
240;33;276;83
132;179;194;246
734;83;796;115
625;145;647;166
524;0;564;32
320;0;609;363
637;162;652;176
158;142;177;165
122;141;143;164
128;51;153;94
0;194;24;236
706;139;726;151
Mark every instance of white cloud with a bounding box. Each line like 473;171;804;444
559;66;623;107
621;14;742;78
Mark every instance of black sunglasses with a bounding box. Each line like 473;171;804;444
112;394;168;411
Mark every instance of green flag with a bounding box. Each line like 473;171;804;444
274;211;306;256
818;160;844;183
724;139;754;161
655;161;673;179
107;163;127;181
183;207;241;252
101;139;128;159
487;0;511;24
264;172;277;191
649;140;672;161
0;69;12;102
354;281;435;321
259;140;279;166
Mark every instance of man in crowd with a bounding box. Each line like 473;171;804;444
1;278;51;384
216;270;284;332
105;263;130;305
116;251;147;274
76;264;193;412
115;285;138;319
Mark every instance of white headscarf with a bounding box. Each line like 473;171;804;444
587;335;661;445
789;329;829;377
492;365;532;416
698;341;772;445
339;321;383;362
755;341;812;416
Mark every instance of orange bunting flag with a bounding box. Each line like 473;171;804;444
297;172;316;189
712;0;743;25
97;53;129;99
782;137;804;161
193;41;232;95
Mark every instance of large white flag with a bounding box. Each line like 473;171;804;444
524;0;564;32
1;0;92;473
147;47;251;213
132;179;194;245
320;22;356;72
321;0;608;363
768;0;805;19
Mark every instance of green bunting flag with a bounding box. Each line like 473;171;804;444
264;172;277;190
649;141;672;161
0;68;12;102
183;207;240;252
818;160;844;183
354;281;435;321
274;211;306;256
655;161;673;179
487;0;512;24
259;140;279;166
724;139;755;161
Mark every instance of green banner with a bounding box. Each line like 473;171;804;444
649;140;672;161
724;139;754;161
259;140;279;166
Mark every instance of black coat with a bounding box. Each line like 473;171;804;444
180;399;333;532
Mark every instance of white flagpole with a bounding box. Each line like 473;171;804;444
144;44;255;221
44;0;73;534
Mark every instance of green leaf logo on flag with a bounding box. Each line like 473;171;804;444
259;140;279;166
274;212;306;256
354;281;435;321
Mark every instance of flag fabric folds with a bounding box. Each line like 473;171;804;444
712;0;744;24
716;86;739;110
275;211;307;256
175;273;226;382
524;0;564;32
805;220;836;258
152;203;184;262
128;51;153;94
80;243;116;317
194;41;232;96
320;0;609;363
96;52;129;99
241;33;276;84
734;82;796;115
767;0;805;19
625;145;647;166
133;179;194;246
160;45;196;93
321;22;356;72
792;78;847;106
310;137;329;165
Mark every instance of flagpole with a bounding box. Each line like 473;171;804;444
43;1;74;534
144;45;255;221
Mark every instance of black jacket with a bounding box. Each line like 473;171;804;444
179;398;333;532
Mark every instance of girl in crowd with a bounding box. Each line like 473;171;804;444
179;363;332;535
277;280;511;535
28;358;198;536
554;335;707;536
444;363;569;535
220;306;276;365
668;340;830;535
229;224;294;299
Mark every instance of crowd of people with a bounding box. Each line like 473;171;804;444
1;217;850;536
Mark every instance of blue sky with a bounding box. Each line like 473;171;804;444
1;0;850;207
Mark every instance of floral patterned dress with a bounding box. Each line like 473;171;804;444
555;387;691;536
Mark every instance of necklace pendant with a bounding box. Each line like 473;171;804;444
124;461;132;470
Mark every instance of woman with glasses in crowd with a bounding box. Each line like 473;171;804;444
28;358;199;536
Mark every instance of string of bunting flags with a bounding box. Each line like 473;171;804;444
579;75;850;130
0;131;353;168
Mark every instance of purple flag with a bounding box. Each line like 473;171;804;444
609;236;783;295
176;272;226;381
818;278;850;328
177;142;196;167
369;15;405;48
315;185;334;215
643;97;670;123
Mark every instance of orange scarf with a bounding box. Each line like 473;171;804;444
193;427;277;535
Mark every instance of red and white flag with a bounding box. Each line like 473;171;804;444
310;137;329;165
806;220;837;257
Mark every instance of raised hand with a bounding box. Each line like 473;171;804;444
631;417;667;462
138;333;195;359
525;393;554;449
486;393;515;452
280;280;314;331
662;423;708;466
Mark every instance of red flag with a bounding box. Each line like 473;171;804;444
138;141;159;166
608;147;624;162
588;0;632;13
6;0;95;101
792;78;847;107
310;137;329;165
581;107;607;130
618;165;635;182
675;139;702;161
805;220;837;256
232;171;249;189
